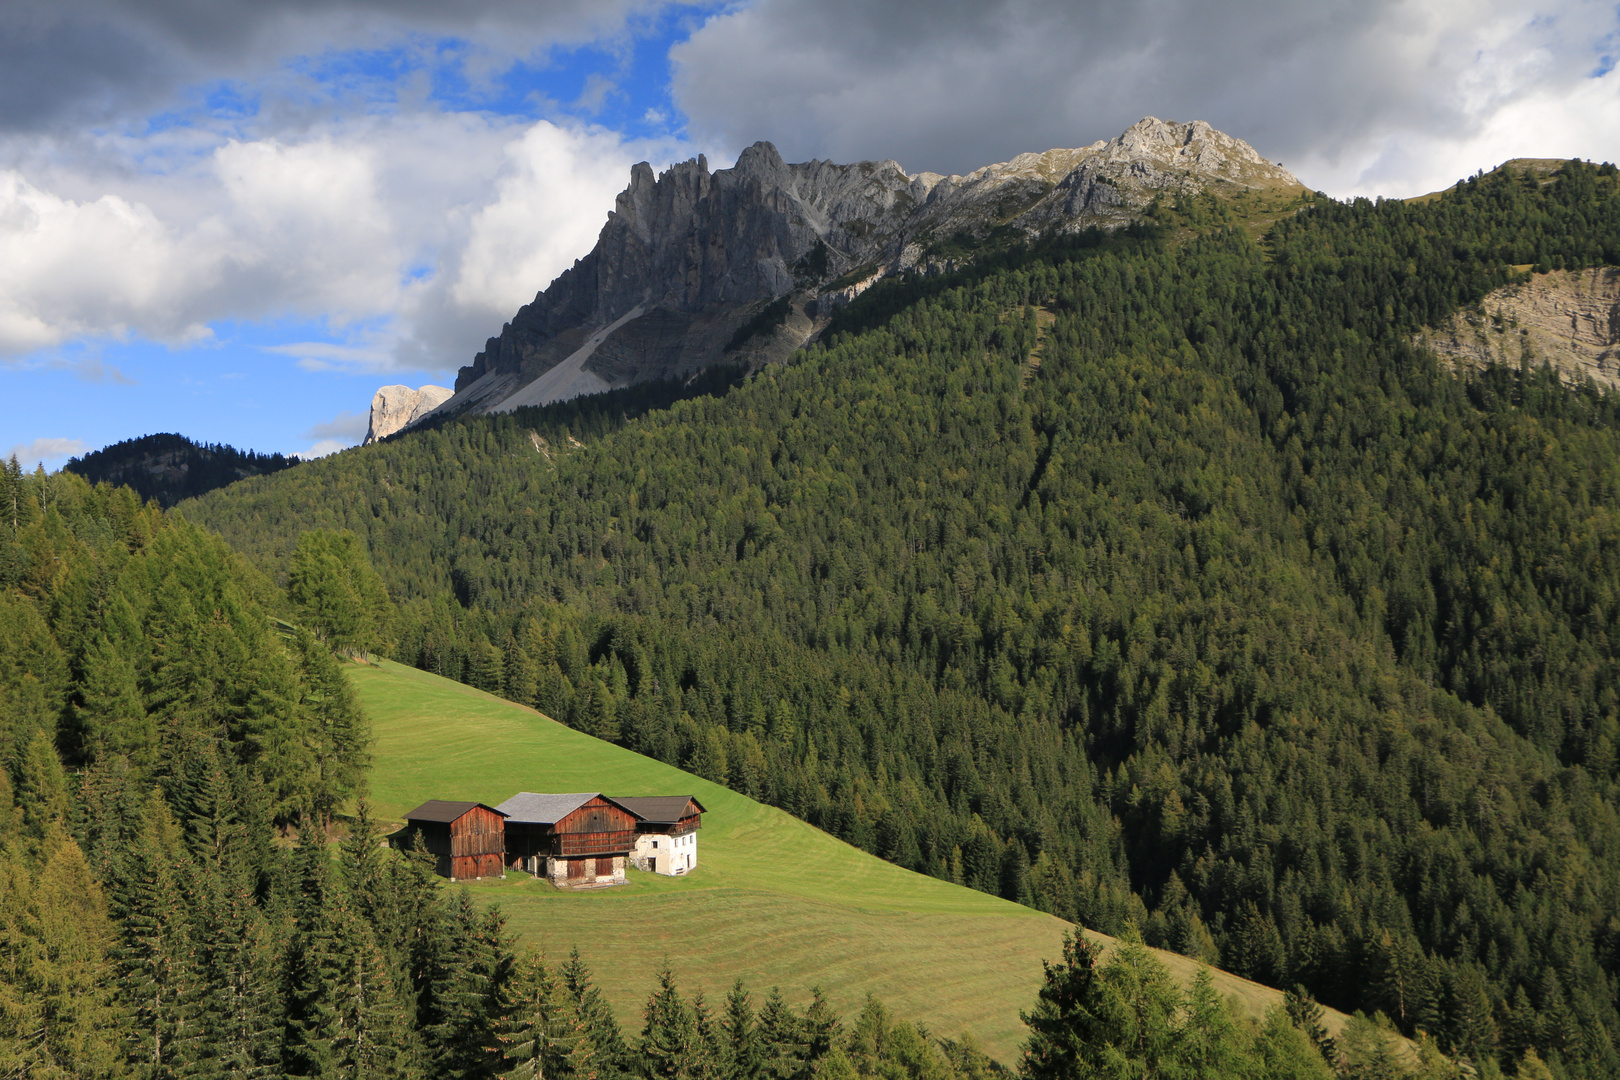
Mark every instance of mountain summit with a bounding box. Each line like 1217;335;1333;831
417;118;1298;424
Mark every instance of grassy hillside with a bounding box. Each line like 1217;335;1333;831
353;658;1346;1063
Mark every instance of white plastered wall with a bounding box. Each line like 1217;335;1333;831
632;831;698;875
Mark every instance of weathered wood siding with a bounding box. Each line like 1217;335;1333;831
448;804;505;881
551;797;637;856
406;805;505;881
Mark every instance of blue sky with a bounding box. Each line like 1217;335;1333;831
6;7;709;462
5;0;1619;469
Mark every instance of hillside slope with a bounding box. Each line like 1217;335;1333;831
190;160;1620;1075
353;658;1346;1062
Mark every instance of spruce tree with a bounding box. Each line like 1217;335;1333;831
561;947;629;1080
798;989;839;1076
1018;933;1110;1080
280;829;346;1078
722;980;763;1080
425;893;516;1080
756;989;802;1080
495;953;594;1080
112;794;199;1079
1285;984;1338;1067
640;964;697;1080
691;992;723;1080
186;871;280;1079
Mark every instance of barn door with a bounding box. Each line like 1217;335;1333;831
596;857;613;876
567;859;584;880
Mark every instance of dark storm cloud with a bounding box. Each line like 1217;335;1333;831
0;0;660;131
670;0;1617;189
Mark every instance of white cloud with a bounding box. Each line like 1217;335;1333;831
211;137;400;316
0;170;205;353
0;113;684;373
451;121;666;316
7;436;87;467
295;438;353;459
1303;61;1620;197
265;340;398;374
303;409;370;441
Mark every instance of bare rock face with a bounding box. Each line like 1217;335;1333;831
1419;268;1620;389
433;118;1299;419
364;384;454;444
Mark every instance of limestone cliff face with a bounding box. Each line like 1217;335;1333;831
434;118;1299;420
364;384;453;444
1419;267;1620;389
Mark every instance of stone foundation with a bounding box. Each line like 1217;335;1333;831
547;855;626;888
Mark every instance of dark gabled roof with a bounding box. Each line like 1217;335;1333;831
611;796;707;824
403;799;507;823
495;792;602;825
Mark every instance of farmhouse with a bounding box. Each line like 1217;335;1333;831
496;792;638;887
616;796;706;876
400;800;507;881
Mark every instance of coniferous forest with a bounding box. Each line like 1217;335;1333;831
185;160;1620;1076
4;159;1620;1078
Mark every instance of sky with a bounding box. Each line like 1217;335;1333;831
5;0;1620;467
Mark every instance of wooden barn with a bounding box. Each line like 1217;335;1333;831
617;796;706;876
400;800;507;881
495;793;639;887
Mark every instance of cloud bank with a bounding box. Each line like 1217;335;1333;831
671;0;1620;196
0;0;666;133
0;115;686;372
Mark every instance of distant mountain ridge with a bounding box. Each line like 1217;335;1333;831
415;118;1299;426
64;432;296;507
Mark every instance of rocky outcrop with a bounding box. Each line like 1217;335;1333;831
1419;267;1620;389
426;118;1299;423
364;384;453;444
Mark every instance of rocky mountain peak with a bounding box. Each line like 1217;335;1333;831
364;384;453;444
397;119;1300;428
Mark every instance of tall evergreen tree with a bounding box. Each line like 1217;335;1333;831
1019;934;1110;1080
424;893;516;1080
640;965;697;1080
495;953;595;1080
561;948;629;1080
112;795;198;1080
722;981;763;1080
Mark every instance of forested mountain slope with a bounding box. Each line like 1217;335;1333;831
187;161;1620;1077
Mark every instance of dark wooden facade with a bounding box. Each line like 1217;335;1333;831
508;797;637;860
498;793;639;882
401;800;506;881
614;796;705;838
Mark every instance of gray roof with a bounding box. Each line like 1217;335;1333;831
612;796;707;824
496;792;600;824
404;799;506;823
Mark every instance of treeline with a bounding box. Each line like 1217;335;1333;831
184;161;1620;1075
0;459;368;1074
64;432;299;508
1;459;368;818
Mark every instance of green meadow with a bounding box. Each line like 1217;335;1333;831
352;658;1350;1063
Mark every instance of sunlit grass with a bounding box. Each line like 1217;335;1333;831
352;658;1352;1062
